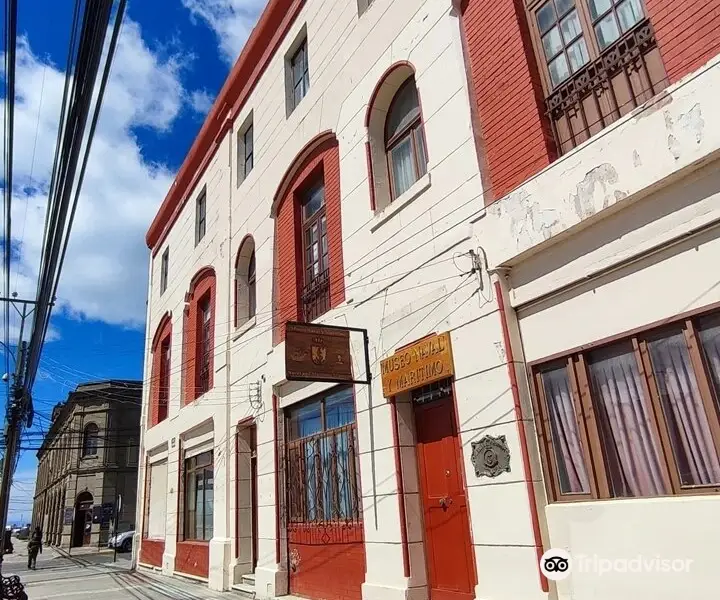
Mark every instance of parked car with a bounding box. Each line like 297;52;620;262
107;530;134;552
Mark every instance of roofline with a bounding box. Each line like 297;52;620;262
36;380;143;458
145;0;305;254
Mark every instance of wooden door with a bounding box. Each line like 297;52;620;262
414;395;475;600
73;501;92;547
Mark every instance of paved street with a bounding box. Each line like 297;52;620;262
1;539;229;600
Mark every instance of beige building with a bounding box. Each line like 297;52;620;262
136;0;720;599
32;380;142;550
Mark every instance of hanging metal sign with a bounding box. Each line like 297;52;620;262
285;322;370;384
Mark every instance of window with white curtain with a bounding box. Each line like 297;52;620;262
384;77;427;200
533;309;720;502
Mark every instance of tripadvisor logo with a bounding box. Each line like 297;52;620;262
540;549;571;580
540;548;694;580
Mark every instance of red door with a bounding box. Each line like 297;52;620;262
414;395;476;600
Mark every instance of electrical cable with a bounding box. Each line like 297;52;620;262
25;0;121;392
3;0;19;414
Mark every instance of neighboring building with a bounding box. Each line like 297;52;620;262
137;0;720;599
32;380;142;549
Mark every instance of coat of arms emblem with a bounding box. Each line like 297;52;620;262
311;337;327;365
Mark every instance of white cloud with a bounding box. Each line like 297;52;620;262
190;89;215;115
8;469;36;525
1;19;190;332
182;0;268;64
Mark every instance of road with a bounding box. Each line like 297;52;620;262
1;539;230;600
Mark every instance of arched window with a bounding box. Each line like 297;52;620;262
248;250;256;318
235;236;257;328
385;77;427;199
182;267;216;405
82;423;99;457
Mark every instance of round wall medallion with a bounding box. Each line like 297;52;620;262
471;435;511;478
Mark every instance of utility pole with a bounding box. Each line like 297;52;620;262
0;341;28;546
0;303;35;600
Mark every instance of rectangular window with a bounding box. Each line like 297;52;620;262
244;124;254;177
290;39;309;112
195;190;207;245
236;118;254;187
183;451;214;541
159;337;170;423
286;387;361;523
198;297;211;396
300;179;330;321
160;248;169;295
527;0;667;154
532;309;720;502
144;460;168;539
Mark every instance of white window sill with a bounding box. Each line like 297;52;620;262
233;316;257;341
370;172;432;233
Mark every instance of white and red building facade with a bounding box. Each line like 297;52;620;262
136;1;720;599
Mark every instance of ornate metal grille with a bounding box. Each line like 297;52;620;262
286;424;361;524
301;268;330;322
546;18;667;154
285;388;362;531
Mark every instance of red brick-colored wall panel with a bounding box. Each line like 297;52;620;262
182;268;216;405
645;0;720;83
273;199;302;346
323;143;345;312
149;314;171;429
461;0;556;203
272;137;345;346
139;539;164;567
288;522;365;600
175;541;210;579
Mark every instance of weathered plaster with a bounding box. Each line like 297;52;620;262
665;102;704;160
476;54;720;268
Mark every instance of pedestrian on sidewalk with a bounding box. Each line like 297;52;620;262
27;527;42;570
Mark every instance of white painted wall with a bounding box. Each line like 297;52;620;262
471;52;720;600
137;0;518;596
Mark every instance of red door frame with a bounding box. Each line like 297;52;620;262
413;384;478;600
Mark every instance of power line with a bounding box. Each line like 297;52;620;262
0;0;128;582
3;0;19;413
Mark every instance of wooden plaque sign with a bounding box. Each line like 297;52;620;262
285;322;354;383
380;332;454;397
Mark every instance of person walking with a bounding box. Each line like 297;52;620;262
27;527;42;570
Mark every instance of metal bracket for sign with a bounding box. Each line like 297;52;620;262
285;321;372;385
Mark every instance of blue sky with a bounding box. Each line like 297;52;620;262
4;0;267;525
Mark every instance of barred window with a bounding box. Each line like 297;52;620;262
198;296;211;396
526;0;666;154
286;387;361;523
301;179;330;321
